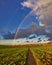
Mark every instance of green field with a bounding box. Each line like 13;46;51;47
0;46;28;65
31;45;52;65
0;43;52;65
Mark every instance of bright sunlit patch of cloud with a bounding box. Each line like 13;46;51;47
39;21;45;27
21;1;33;8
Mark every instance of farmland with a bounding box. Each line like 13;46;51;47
0;42;52;65
31;45;52;65
0;46;28;65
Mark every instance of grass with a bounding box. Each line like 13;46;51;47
0;45;28;65
31;45;52;65
0;42;52;65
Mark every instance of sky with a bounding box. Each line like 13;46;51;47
0;0;38;33
0;0;52;44
0;0;52;34
21;0;52;33
0;0;27;32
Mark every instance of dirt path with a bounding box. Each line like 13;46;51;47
26;48;39;65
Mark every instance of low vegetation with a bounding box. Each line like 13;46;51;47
0;46;28;65
31;43;52;65
0;42;52;65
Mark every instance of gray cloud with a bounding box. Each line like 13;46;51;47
21;0;52;33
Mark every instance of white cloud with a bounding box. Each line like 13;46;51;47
21;0;52;33
39;21;45;27
21;1;33;8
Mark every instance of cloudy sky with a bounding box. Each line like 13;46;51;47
21;0;52;33
0;0;52;34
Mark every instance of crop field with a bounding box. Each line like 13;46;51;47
0;45;28;65
0;42;52;65
30;44;52;65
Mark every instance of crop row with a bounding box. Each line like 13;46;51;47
0;47;28;65
31;46;52;65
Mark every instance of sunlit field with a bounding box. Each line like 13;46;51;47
0;46;28;65
31;44;52;65
0;42;52;65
